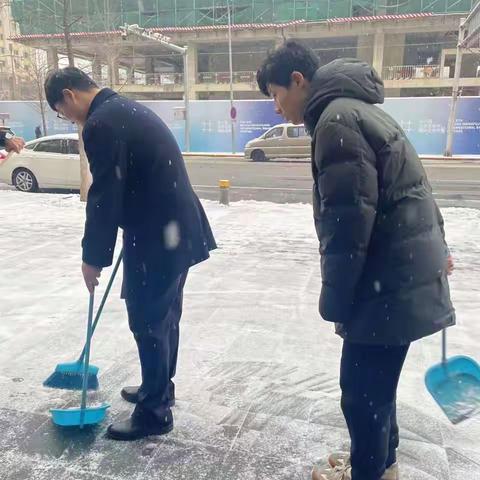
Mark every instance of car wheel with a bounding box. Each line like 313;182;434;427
13;168;38;193
251;149;266;162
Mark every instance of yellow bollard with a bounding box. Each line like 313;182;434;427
219;179;230;206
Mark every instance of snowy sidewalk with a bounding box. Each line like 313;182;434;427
0;190;479;480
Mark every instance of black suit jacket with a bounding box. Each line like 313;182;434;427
82;88;216;301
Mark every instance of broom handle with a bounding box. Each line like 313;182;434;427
80;292;95;428
77;250;123;363
442;329;447;364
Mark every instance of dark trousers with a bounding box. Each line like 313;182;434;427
125;270;188;419
340;341;410;480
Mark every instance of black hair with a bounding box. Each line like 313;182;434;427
257;40;320;97
44;67;98;110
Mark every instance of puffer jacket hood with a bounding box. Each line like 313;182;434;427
304;58;384;135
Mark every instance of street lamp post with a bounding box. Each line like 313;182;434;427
444;3;480;157
227;1;236;154
445;20;465;157
183;49;191;152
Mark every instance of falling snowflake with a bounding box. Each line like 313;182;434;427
164;221;180;250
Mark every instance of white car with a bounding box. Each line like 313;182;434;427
0;133;80;192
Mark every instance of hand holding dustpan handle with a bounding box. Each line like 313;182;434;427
80;292;95;428
77;250;123;363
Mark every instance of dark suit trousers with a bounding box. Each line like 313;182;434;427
125;270;188;418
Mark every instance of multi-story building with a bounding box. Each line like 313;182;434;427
8;0;480;100
0;1;36;100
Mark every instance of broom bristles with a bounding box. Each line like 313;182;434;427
43;371;99;391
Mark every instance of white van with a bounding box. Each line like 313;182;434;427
244;123;310;161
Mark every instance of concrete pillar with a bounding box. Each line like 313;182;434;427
275;37;285;49
92;58;102;84
46;47;59;71
440;49;451;78
145;56;155;84
107;56;119;87
372;32;385;76
383;33;406;95
185;43;198;100
127;65;135;83
384;33;406;67
357;35;374;66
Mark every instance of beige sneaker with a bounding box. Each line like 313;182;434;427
327;452;399;480
312;464;352;480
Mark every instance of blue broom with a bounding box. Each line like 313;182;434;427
43;250;123;390
51;292;110;427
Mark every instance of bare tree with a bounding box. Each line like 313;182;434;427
24;50;49;137
59;0;91;201
62;0;75;68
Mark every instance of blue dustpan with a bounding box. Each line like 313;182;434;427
51;404;110;426
425;330;480;424
51;293;110;428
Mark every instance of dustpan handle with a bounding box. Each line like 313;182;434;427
77;250;123;363
442;329;447;364
80;292;95;428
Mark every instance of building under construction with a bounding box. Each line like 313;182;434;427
11;0;476;34
8;0;480;100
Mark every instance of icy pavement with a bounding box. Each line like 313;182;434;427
0;190;479;480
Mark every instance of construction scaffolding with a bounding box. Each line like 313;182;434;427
11;0;478;35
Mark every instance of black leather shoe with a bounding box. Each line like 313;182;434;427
120;386;141;404
106;409;173;441
121;383;175;407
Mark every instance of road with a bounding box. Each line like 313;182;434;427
185;157;480;208
1;157;479;208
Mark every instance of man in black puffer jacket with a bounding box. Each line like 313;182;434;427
257;41;455;480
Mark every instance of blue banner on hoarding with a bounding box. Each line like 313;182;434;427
1;97;479;155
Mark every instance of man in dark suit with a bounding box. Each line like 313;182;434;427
44;68;216;441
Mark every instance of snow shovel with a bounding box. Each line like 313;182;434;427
51;292;109;428
43;250;123;390
425;329;480;424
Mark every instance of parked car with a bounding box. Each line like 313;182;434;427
0;133;80;192
244;123;310;161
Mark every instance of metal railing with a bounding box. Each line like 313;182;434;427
197;71;257;84
132;73;184;86
97;72;184;87
382;64;450;81
98;70;258;87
